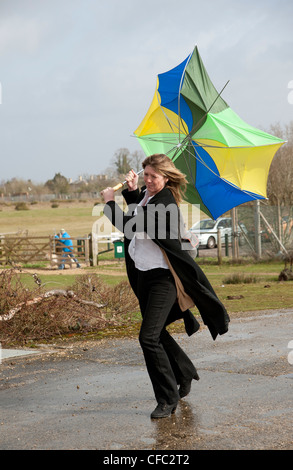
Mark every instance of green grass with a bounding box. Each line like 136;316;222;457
12;259;292;315
18;273;78;290
196;257;284;273
17;272;127;290
0;201;96;237
214;282;293;312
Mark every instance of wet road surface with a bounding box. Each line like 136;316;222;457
1;308;293;450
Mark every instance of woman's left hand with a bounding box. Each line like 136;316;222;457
100;187;115;203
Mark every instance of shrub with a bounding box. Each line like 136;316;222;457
14;202;29;211
0;271;139;346
223;273;257;284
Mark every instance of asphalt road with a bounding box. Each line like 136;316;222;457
1;308;293;451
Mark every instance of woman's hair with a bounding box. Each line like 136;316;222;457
142;154;187;205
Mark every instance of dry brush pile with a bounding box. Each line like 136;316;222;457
0;269;139;347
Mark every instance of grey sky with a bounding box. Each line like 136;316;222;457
0;0;292;182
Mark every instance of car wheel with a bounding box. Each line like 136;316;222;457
207;236;216;249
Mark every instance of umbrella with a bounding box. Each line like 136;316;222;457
133;46;285;219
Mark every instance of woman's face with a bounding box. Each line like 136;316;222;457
143;165;168;196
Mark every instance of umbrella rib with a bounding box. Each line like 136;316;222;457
181;143;197;188
134;131;261;201
189;143;262;200
155;89;181;137
192;140;283;150
150;62;229;153
135;134;182;147
155;93;190;143
181;80;230;147
178;50;193;142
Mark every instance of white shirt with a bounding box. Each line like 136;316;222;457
128;190;169;271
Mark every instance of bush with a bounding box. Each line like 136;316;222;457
14;202;29;211
223;273;257;284
0;271;139;347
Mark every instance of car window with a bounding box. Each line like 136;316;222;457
218;221;226;228
200;220;215;229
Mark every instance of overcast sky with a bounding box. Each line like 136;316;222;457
0;0;292;183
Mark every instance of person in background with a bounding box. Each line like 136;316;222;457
55;228;81;270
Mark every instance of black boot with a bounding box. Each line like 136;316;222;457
150;402;178;419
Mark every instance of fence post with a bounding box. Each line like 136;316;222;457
277;201;282;244
254;200;262;259
259;210;288;255
231;207;239;261
217;228;222;265
225;233;229;256
49;235;54;264
84;238;90;266
91;231;98;266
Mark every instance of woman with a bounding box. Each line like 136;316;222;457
101;154;229;419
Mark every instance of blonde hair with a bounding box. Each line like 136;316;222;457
142;154;187;205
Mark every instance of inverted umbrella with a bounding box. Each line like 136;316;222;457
133;46;285;219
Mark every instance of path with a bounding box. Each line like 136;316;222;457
1;308;293;451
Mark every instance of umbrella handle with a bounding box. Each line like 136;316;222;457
112;182;124;192
111;169;144;192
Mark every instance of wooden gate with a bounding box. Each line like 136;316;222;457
0;235;90;266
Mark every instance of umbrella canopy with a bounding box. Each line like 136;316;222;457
134;46;285;219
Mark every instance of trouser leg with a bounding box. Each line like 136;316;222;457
160;329;198;383
137;268;196;405
163;305;198;382
68;253;80;266
138;269;178;404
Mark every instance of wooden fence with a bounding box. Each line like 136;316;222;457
0;235;90;267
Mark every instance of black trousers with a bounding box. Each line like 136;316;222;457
137;268;197;405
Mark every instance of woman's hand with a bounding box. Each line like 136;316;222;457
100;187;115;203
125;169;138;191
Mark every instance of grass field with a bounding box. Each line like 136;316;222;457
9;256;291;316
0;200;97;237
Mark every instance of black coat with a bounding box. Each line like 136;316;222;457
104;186;230;340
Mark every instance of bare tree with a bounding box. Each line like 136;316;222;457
112;148;132;175
131;150;144;172
267;121;293;206
112;148;145;175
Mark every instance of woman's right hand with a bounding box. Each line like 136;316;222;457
125;169;138;191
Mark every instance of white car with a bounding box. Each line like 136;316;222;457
190;217;247;249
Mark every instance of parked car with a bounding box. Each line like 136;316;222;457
190;217;247;249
